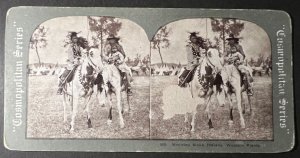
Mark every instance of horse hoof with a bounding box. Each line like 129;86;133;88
228;120;234;127
124;108;129;113
250;112;255;118
107;120;112;125
191;128;195;132
129;112;133;117
184;119;188;123
190;125;195;132
208;119;213;129
69;128;74;134
120;123;125;129
241;123;246;129
87;119;92;128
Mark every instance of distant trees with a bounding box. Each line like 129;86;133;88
248;54;271;67
142;54;151;65
151;26;172;65
88;16;122;52
210;18;244;54
125;54;150;67
133;53;141;66
30;25;48;66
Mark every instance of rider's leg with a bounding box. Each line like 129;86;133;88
125;72;133;94
239;65;253;95
245;72;254;95
178;68;191;87
57;68;71;95
124;64;133;82
119;64;133;95
122;69;133;95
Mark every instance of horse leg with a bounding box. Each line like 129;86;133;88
96;84;106;107
248;94;254;117
191;111;196;132
126;92;131;114
228;94;234;127
236;88;246;128
205;94;214;129
63;93;67;123
121;92;125;114
70;95;78;132
217;85;226;107
107;93;113;125
86;103;92;128
116;88;125;128
83;95;93;128
242;92;246;114
184;113;189;123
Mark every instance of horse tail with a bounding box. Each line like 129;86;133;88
214;73;223;93
94;73;104;92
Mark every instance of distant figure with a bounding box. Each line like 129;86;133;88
224;33;253;95
178;32;206;87
57;32;87;95
102;35;133;95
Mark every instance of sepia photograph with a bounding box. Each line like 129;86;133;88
4;6;294;153
150;18;273;140
27;16;150;139
26;16;272;140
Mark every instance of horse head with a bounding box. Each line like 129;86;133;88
206;48;224;72
78;47;104;83
85;48;104;72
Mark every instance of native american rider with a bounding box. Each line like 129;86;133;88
225;33;254;96
57;32;88;95
178;32;207;87
102;35;133;95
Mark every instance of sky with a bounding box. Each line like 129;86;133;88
151;18;271;64
29;16;150;64
29;17;270;65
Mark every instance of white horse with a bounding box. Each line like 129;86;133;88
219;62;254;118
181;48;253;131
217;56;256;128
62;48;102;132
96;57;131;129
180;48;224;132
218;64;245;128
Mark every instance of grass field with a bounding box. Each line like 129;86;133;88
27;75;150;139
27;75;272;140
150;76;273;140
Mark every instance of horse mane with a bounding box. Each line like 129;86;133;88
80;55;90;77
77;37;89;49
206;48;223;71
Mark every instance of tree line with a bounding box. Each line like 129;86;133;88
30;17;259;66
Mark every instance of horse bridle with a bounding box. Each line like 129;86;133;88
85;51;102;73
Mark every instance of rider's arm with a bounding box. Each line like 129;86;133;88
237;44;246;58
80;47;88;56
116;44;126;58
237;52;245;63
102;46;110;62
117;52;125;63
223;46;230;61
67;46;74;63
225;46;232;56
186;45;194;64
